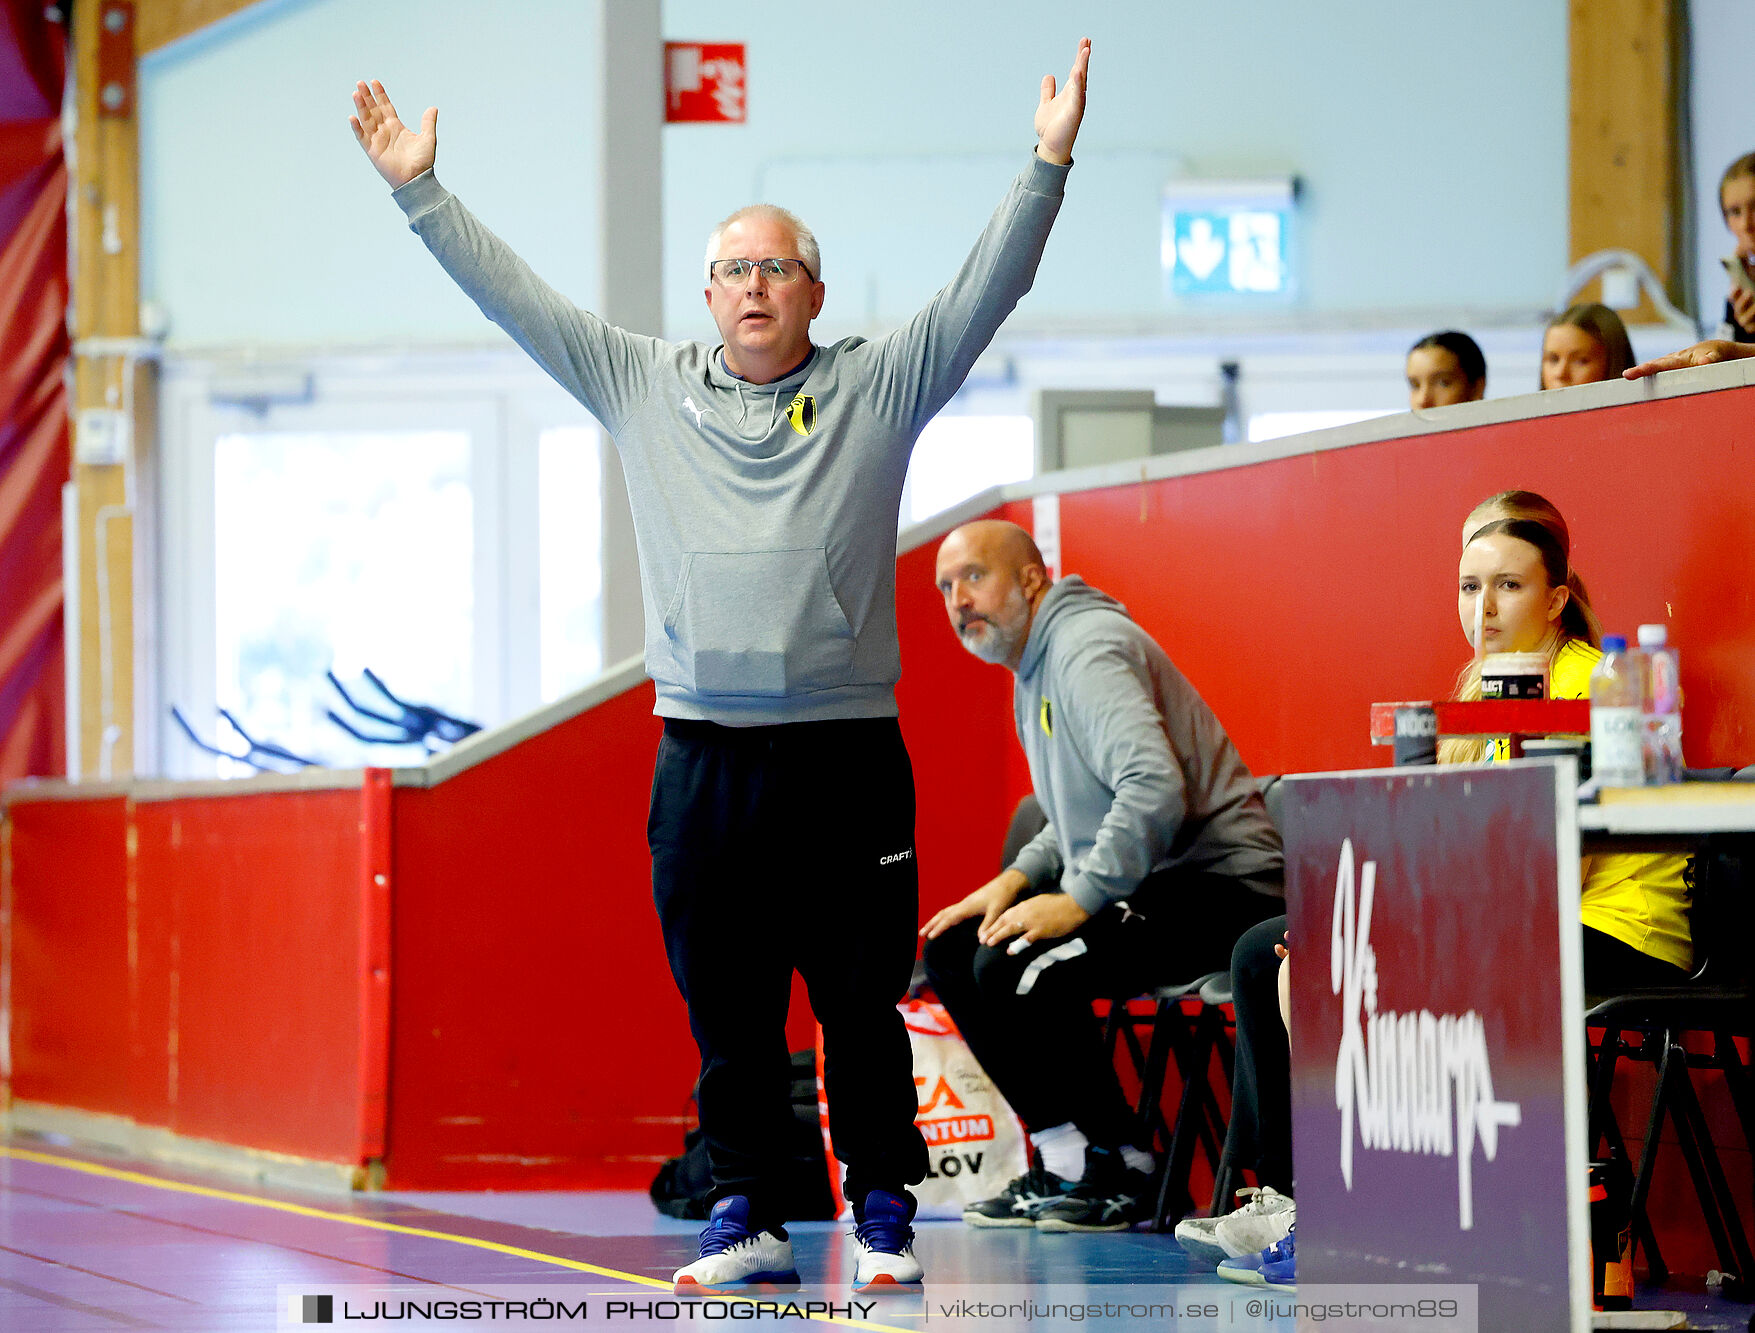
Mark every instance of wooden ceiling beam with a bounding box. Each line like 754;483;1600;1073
135;0;266;56
1568;0;1688;319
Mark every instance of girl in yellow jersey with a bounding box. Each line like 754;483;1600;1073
1441;497;1692;990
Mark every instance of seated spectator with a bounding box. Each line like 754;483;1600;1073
1194;490;1693;1287
1712;151;1755;344
1406;330;1487;409
921;520;1282;1233
1457;491;1596;639
1625;338;1755;378
1541;303;1634;388
1447;516;1691;989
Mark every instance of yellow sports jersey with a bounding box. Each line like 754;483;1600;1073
1522;639;1693;972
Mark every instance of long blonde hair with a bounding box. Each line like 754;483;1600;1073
1540;303;1634;387
1439;501;1602;764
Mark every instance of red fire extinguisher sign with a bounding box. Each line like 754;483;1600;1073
665;43;746;124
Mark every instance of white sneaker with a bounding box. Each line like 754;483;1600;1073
1215;1188;1295;1259
851;1190;923;1292
1172;1214;1230;1266
1175;1187;1292;1266
672;1196;800;1296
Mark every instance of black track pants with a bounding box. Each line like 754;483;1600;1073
1225;913;1293;1194
923;867;1281;1149
649;716;928;1230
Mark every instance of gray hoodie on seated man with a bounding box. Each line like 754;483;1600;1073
922;520;1281;1234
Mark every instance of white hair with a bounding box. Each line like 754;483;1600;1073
703;204;821;282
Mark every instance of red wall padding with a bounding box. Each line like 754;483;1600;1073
0;6;66;786
5;786;379;1164
894;541;1024;917
5;796;131;1114
1000;386;1755;779
384;687;675;1188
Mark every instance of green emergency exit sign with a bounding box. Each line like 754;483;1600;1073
1162;178;1297;299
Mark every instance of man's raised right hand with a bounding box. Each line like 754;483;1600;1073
350;80;436;189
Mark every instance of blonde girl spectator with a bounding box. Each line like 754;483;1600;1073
1541;303;1634;389
1444;509;1691;989
1455;490;1599;643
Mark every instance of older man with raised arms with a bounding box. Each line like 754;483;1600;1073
350;43;1090;1294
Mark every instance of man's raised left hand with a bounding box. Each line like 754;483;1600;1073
1034;38;1091;166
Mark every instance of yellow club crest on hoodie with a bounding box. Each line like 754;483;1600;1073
1039;698;1054;737
786;392;817;436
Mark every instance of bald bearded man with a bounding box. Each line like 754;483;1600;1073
921;521;1282;1232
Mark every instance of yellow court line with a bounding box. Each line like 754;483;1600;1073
0;1146;914;1333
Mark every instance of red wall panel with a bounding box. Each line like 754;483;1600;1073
5;797;130;1112
1040;388;1755;777
5;784;377;1165
894;537;1019;920
131;791;369;1161
384;687;682;1189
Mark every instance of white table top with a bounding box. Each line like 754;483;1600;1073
1577;798;1755;835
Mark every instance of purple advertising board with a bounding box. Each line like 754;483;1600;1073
1284;762;1589;1333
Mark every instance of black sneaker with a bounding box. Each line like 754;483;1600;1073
962;1160;1075;1228
1032;1145;1154;1233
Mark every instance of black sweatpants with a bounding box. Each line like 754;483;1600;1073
922;866;1281;1150
1225;915;1293;1194
1224;914;1691;1200
648;716;928;1230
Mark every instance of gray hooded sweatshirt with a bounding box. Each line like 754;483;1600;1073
392;156;1069;725
1007;577;1283;915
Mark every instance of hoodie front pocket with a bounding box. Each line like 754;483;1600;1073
664;548;855;697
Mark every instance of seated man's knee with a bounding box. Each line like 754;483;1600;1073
972;940;1093;1010
1233;914;1287;985
968;942;1034;1005
922;920;978;992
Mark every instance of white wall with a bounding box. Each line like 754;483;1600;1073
139;0;604;347
660;0;1569;340
139;0;1569;351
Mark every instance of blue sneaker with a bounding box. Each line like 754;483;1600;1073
1216;1247;1268;1286
1259;1224;1295;1291
1218;1224;1295;1288
852;1190;923;1292
672;1196;800;1296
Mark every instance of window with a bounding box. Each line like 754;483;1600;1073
1247;409;1396;443
538;426;605;700
159;358;610;778
212;428;474;769
901;414;1034;526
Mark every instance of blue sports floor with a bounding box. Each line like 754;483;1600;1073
1;1133;1747;1331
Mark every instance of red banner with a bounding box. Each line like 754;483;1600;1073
0;2;67;786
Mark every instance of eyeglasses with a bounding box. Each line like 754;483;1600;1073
708;257;816;286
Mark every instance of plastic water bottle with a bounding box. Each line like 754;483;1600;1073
1636;624;1683;784
1590;636;1646;789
